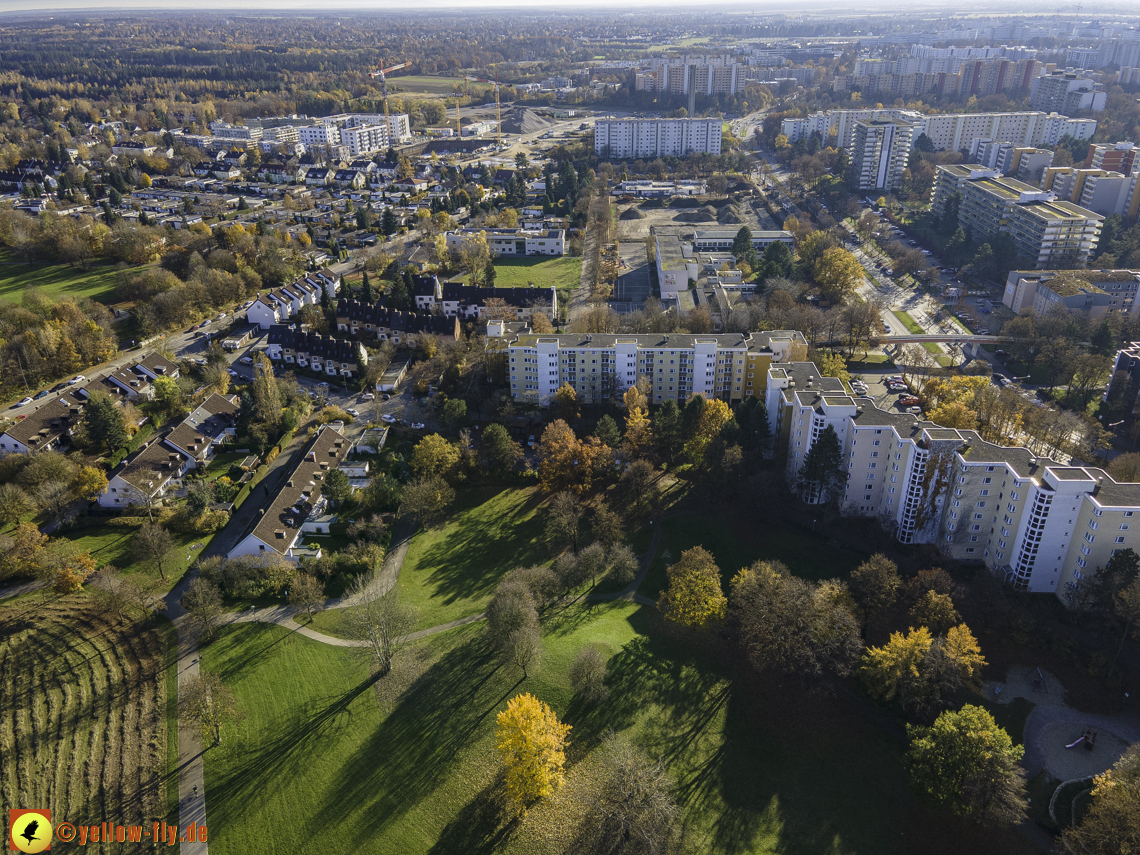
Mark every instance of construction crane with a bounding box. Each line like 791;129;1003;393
467;68;504;146
369;61;409;138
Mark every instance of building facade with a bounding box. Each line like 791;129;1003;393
849;119;916;191
594;118;722;159
769;361;1140;606
444;228;565;257
506;331;808;406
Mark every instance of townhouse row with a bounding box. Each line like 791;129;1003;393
244;271;341;329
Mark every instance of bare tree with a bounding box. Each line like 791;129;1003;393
570;645;609;704
508;624;543;678
134;521;175;580
288;573;325;621
181;576;224;640
180;671;240;746
585;732;681;855
347;577;417;676
91;570;154;624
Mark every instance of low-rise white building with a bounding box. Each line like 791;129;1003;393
445;228;565;257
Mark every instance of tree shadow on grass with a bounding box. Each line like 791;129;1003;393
426;772;520;855
409;486;549;611
307;632;527;849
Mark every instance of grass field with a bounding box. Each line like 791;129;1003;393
52;517;215;595
0;250;123;305
894;310;924;335
0;595;173;853
390;75;493;96
640;512;867;599
201;601;1040;855
485;256;582;292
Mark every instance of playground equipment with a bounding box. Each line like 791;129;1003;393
1065;727;1098;751
1030;666;1049;694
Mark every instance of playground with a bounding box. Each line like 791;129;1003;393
987;665;1139;784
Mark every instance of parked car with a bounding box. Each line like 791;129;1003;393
527;435;536;448
317;381;330;388
411;422;425;430
906;406;923;414
898;395;920;406
33;390;50;400
68;375;85;385
227;368;238;377
381;414;397;424
17;397;32;406
993;374;1008;386
360;393;375;401
239;356;254;365
381;394;391;401
347;409;360;417
994;349;1008;359
50;383;66;393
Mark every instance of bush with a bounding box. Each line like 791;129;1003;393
200;554;297;600
212;477;241;503
168;508;229;535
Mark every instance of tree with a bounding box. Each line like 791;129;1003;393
153;375;182;414
495;692;571;815
480;423;524;472
441;398;467;428
756;240;794;282
570;645;609;704
595;414;622;449
576;542;608;586
180;671;240;746
185;480;213;517
592;501;625;550
134;521;174;580
813;247;864;302
731;226;753;262
906;705;1026;824
659;546;727;629
620;459;656;509
508;624;543;677
251;353;282;428
347;577;417;676
92;570;152;624
321;468;352;506
487;576;539;651
587;732;681;855
410;433;459;479
537;420;607;494
1061;744;1140;855
683;397;734;465
0;523;48;583
288;573;324;621
797;424;847;505
181;576;224;639
849;554;901;624
1109;578;1140;676
53;552;97;594
545;491;583;552
82;391;129;452
910;589;961;635
0;483;32;528
927;401;976;430
554;382;579;422
654;400;684;463
607;544;639;586
731;561;863;681
399;476;455;529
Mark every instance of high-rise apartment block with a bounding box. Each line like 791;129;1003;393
1003;269;1140;318
1085;142;1137;175
506;331;808;407
1041;167;1140;220
782;109;1096;153
849;119;916;191
1031;70;1107;114
932;166;1103;268
769;360;1140;605
636;56;744;96
594;118;722;159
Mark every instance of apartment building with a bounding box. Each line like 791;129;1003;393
444;228;565;257
339;124;390;158
594;118;722;159
968;139;1054;181
1003;269;1140;317
208;121;263;142
782;109;1097;153
244;271;340;329
768;360;1140;604
1086;142;1137;175
931;167;1103;268
506;330;808;406
228;425;353;562
1031;71;1107;114
334;301;460;343
637;56;744;96
849;119;916;192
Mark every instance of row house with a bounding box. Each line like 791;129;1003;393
245;271;340;329
266;326;368;378
769;360;1140;607
437;282;557;321
335;299;461;343
227;426;352;561
99;393;238;509
0;390;89;456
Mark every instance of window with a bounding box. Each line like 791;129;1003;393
971;524;981;531
977;501;986;509
871;451;879;458
873;440;881;446
1122;524;1130;531
966;548;976;554
970;535;978;542
980;489;989;496
1010;492;1020;501
983;477;992;484
1116;536;1126;544
1089;520;1100;530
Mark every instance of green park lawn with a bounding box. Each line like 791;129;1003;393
490;256;582;291
0;249;123;305
640;512;867;599
201;600;1039;855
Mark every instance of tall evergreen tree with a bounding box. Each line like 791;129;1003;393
654;400;684;463
731;226;754;262
797;424;847;505
82;392;129;453
361;270;373;303
251;354;282;428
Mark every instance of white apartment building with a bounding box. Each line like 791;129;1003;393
445;228;565;257
298;124;340;148
507;331;808;406
769;361;1140;606
1031;71;1107;114
637;56;744;96
594;118;722;159
339;124;390;157
782;109;1097;153
208;121;263;141
849;119;916;192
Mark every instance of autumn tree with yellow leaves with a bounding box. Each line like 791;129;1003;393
496;693;571;815
659;546;727;629
860;624;986;716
